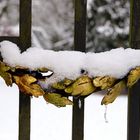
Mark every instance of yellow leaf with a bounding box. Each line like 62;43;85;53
127;67;140;87
13;74;45;97
15;65;28;70
52;78;73;90
93;76;116;90
1;72;12;86
52;82;66;90
65;75;96;96
101;80;126;105
43;93;73;107
65;86;73;94
0;61;13;86
63;78;73;86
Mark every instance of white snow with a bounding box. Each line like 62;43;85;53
85;48;140;78
0;41;21;66
0;78;127;140
1;40;140;86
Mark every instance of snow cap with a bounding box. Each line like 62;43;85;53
1;41;140;84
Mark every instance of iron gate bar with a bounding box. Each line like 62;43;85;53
72;0;87;140
127;0;140;140
128;82;140;140
18;0;32;140
19;0;32;49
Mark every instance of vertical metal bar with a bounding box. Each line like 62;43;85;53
72;98;85;140
72;0;87;140
127;0;140;140
128;83;140;140
18;0;32;140
19;0;32;49
74;0;87;52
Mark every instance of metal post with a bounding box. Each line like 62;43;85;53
72;0;87;140
18;0;32;140
127;0;140;140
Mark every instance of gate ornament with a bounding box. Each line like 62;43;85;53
1;41;140;107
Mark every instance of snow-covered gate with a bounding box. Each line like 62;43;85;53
0;0;140;140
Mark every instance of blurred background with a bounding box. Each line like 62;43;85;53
0;0;129;52
0;0;129;140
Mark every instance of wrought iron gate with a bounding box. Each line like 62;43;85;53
0;0;140;140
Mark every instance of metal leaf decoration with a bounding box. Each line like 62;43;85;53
0;60;140;107
0;62;13;86
13;74;45;97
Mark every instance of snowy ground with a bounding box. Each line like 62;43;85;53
0;78;127;140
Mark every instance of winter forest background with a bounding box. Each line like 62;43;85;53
0;0;129;52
